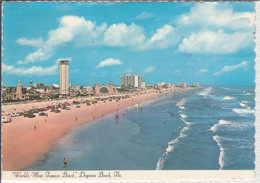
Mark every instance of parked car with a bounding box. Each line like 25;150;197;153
28;114;36;118
24;112;29;117
50;109;55;112
54;109;61;113
76;105;81;108
66;107;71;110
39;112;46;116
33;110;39;113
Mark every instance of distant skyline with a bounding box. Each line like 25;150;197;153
2;2;255;86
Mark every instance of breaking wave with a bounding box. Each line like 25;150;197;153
210;120;231;132
156;99;192;170
213;135;225;170
198;87;213;97
223;96;236;101
176;99;186;110
233;108;254;115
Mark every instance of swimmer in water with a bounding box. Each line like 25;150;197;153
63;158;68;167
163;120;167;125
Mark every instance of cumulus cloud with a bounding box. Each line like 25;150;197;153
144;66;156;73
17;16;107;64
103;23;145;47
176;3;254;31
139;24;178;50
135;12;154;20
213;61;248;76
178;30;252;54
196;69;208;75
2;63;58;75
96;58;123;68
16;37;43;47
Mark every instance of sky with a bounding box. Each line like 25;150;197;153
2;2;255;86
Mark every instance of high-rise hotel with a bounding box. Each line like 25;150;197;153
60;60;70;96
121;74;142;88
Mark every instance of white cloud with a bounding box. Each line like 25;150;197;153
139;24;177;50
17;15;107;64
16;37;43;47
176;3;254;31
135;12;154;20
2;63;58;75
96;58;123;68
196;69;208;75
103;23;145;47
124;69;133;73
144;66;156;73
178;30;252;54
213;61;248;76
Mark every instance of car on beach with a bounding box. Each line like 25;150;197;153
54;109;61;113
39;112;46;116
24;112;29;117
66;107;71;110
86;103;91;106
76;105;81;108
28;114;36;118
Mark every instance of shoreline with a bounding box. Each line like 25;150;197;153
2;88;195;171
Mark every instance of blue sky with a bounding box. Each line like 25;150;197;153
2;2;255;86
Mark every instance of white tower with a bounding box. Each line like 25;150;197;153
60;60;70;96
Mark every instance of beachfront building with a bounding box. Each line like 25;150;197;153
34;83;44;89
121;74;142;88
140;82;146;89
60;60;70;96
80;86;93;95
178;82;187;88
192;82;199;87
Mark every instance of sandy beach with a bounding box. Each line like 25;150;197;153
2;91;169;171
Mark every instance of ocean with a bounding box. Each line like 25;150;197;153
29;86;255;170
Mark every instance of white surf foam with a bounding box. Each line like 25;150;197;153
213;135;224;170
240;102;251;109
156;157;165;170
179;114;187;119
156;112;192;170
176;99;186;110
210;120;231;132
233;108;254;115
198;87;212;97
223;96;236;101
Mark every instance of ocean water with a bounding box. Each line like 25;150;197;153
29;86;255;170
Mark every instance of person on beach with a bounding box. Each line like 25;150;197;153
75;117;78;122
45;117;47;122
34;125;37;131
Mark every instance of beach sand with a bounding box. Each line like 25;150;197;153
2;92;163;170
